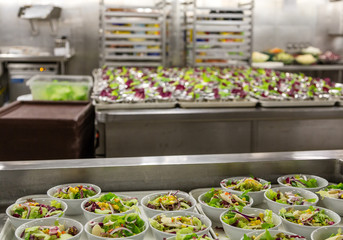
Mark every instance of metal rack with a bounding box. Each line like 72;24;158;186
186;0;254;67
99;0;167;67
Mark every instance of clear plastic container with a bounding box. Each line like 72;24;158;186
27;75;93;101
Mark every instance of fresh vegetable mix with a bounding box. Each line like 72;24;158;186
221;208;275;230
243;229;305;240
202;188;250;208
175;233;212;240
90;213;145;238
150;214;207;234
11;200;64;219
326;228;343;240
20;221;79;240
265;189;316;205
279;206;335;226
146;191;192;211
317;183;343;199
53;185;97;199
282;175;318;188
222;177;270;192
84;192;138;214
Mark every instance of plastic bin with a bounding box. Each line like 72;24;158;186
27;75;93;101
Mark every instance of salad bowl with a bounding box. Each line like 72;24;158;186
47;183;101;215
264;187;319;213
166;233;213;240
311;226;343;240
278;205;341;239
149;211;212;240
220;207;282;240
198;188;253;224
84;213;149;240
277;174;328;193
6;198;67;228
141;190;196;218
82;193;138;221
14;217;83;240
220;176;271;205
316;183;343;216
241;229;306;240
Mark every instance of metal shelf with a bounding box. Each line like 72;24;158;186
104;33;161;39
104;48;162;53
105;62;161;67
104;19;162;24
104;40;161;46
104;55;162;60
104;12;161;18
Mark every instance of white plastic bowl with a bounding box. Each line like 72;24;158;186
318;188;343;216
84;214;149;240
220;176;271;206
241;229;306;240
277;174;328;193
167;233;213;240
6;198;67;228
311;226;343;240
82;194;138;221
141;191;196;218
264;187;319;213
220;207;282;240
14;217;83;240
47;183;101;215
278;205;341;239
149;211;212;240
198;190;253;224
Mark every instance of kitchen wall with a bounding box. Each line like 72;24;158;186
0;0;342;74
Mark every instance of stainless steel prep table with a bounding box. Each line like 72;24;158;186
1;149;343;231
96;107;343;157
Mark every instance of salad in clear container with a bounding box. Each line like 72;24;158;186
53;185;97;199
317;183;343;199
173;233;212;240
281;175;318;188
202;188;251;208
20;222;79;239
10;200;64;219
146;191;192;211
279;206;335;226
221;177;271;192
243;229;305;240
265;189;316;205
221;207;275;230
88;213;146;238
83;192;138;214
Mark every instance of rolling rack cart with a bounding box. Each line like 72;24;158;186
99;0;167;67
186;0;254;67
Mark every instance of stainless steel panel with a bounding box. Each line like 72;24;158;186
255;119;343;152
105;120;251;157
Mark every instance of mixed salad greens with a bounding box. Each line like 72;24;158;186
53;185;97;199
221;207;275;230
89;213;145;238
243;229;305;240
265;189;316;205
279;206;335;226
84;192;138;214
11;200;64;219
150;214;207;234
202;188;250;208
317;183;343;199
146;191;192;211
326;228;343;240
175;233;212;240
20;221;79;240
222;177;270;192
282;175;318;188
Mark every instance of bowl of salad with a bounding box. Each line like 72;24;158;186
47;183;101;215
167;232;213;240
277;174;328;193
14;217;83;240
141;191;196;218
264;187;319;213
149;211;211;240
6;198;67;228
278;205;340;239
220;176;271;205
317;183;343;216
84;213;148;240
311;226;343;240
241;229;306;240
82;192;139;221
220;207;281;240
198;188;253;224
